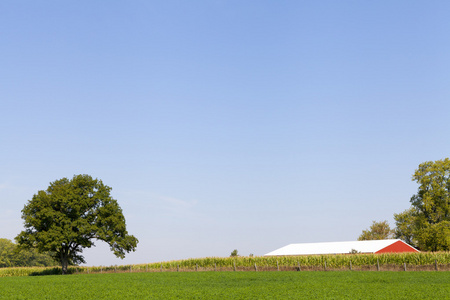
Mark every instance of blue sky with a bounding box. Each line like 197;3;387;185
1;1;449;266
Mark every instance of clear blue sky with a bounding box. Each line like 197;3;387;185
1;1;449;266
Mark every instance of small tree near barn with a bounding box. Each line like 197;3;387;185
16;175;138;274
358;220;394;241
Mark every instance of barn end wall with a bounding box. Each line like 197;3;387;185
375;240;419;253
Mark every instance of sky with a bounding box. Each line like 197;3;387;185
1;1;450;266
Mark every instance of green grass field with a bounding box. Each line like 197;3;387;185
1;271;450;299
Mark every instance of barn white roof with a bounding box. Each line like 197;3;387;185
264;239;403;256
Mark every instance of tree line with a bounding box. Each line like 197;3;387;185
0;238;57;268
359;158;450;251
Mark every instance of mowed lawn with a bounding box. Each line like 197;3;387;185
1;271;450;299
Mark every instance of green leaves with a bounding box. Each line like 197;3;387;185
358;220;395;241
395;158;450;251
394;208;417;246
15;174;138;273
0;238;57;268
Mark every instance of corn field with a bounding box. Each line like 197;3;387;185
2;252;450;277
139;252;450;270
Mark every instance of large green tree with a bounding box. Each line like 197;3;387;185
16;175;138;274
395;158;450;251
358;220;394;241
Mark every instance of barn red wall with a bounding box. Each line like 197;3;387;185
375;241;419;253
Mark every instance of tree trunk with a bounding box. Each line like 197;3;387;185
61;252;69;275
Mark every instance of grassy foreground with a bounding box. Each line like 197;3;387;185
1;271;450;299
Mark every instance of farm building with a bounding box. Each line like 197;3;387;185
264;239;418;256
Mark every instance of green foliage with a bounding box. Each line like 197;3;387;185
358;220;395;241
1;271;450;299
0;238;57;268
395;158;450;251
15;174;138;274
394;207;418;246
0;238;16;268
230;249;238;257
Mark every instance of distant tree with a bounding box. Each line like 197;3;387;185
0;238;56;268
393;208;418;246
0;238;16;267
358;220;394;241
230;249;238;257
395;159;450;251
16;175;138;274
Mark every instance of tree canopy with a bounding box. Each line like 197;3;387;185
16;175;138;274
395;158;450;251
358;220;394;241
